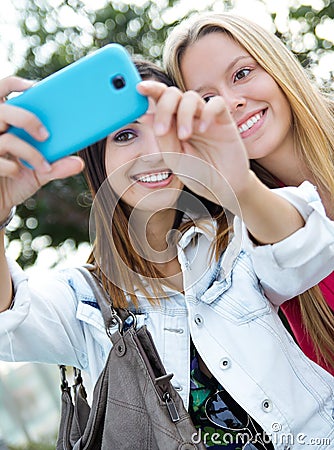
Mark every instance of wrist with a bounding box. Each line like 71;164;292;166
0;206;17;231
238;168;263;193
225;170;260;216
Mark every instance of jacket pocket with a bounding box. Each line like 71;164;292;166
199;251;271;323
77;302;147;332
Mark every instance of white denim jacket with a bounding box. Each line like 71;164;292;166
1;182;334;450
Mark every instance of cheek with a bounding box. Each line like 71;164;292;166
107;172;123;196
260;77;293;124
105;145;136;182
108;172;137;206
263;77;290;112
278;93;292;120
104;155;129;200
105;148;124;175
273;88;293;131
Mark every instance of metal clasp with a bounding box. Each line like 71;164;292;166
106;307;137;338
59;365;69;391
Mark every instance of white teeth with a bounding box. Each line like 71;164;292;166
137;171;170;183
238;113;262;134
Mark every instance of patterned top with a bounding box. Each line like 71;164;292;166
189;340;273;449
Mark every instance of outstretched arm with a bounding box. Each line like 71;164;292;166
0;230;12;311
0;76;84;312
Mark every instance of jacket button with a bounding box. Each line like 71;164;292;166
219;357;231;369
194;314;204;327
261;399;273;412
184;260;191;270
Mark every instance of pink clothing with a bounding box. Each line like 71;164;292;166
280;270;334;375
276;178;334;374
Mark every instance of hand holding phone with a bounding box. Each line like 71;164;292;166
6;44;149;164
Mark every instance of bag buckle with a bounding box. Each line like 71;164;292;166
59;365;69;391
106;308;137;338
163;392;180;423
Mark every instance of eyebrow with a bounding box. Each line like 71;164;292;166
194;55;251;93
226;54;251;73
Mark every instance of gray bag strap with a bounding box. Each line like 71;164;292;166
57;265;123;450
56;366;74;450
76;265;134;333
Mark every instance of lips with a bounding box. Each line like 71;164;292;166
133;171;171;183
238;109;266;134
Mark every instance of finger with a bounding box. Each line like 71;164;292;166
155;113;199;191
137;80;168;102
198;96;230;132
153;86;184;136
157;134;184;180
0;76;34;99
138;81;183;136
176;91;205;140
0;155;22;178
0;133;51;173
0;103;49;141
36;156;85;186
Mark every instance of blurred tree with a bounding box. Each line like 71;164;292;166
277;0;334;85
5;0;334;266
7;0;186;267
15;0;174;80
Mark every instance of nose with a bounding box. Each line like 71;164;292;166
138;125;163;163
140;149;163;163
220;87;246;114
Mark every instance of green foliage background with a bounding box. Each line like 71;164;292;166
5;0;334;267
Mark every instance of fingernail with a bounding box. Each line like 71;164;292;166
41;160;52;173
199;121;208;133
39;126;49;140
139;80;155;87
178;126;190;140
22;79;35;87
154;123;167;136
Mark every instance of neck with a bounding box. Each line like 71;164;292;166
129;208;178;262
130;207;184;292
255;146;313;187
256;151;333;219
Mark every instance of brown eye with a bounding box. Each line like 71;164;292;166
234;68;251;81
114;130;136;143
203;95;216;103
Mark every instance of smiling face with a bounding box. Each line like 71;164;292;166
180;32;294;167
104;106;183;212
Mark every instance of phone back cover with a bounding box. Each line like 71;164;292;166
7;44;148;162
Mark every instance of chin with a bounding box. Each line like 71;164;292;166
249;149;274;162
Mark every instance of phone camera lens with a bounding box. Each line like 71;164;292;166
112;75;126;90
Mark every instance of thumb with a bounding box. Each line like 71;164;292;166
38;156;84;186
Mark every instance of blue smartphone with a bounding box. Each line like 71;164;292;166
6;44;148;163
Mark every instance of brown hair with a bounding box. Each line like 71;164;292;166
163;13;334;370
79;59;229;309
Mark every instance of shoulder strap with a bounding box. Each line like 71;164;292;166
75;265;132;333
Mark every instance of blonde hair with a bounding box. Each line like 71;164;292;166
163;13;334;369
